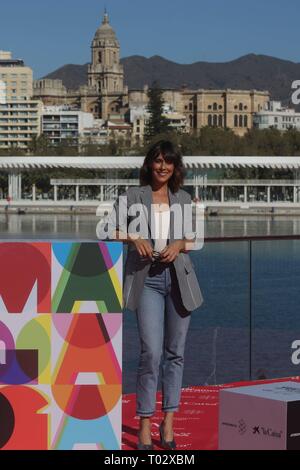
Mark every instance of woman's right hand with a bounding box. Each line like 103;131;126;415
129;235;153;260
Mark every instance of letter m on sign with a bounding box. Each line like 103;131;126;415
0;244;51;314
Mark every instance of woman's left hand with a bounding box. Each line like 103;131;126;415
159;240;185;263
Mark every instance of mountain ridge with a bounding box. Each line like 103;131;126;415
42;53;300;104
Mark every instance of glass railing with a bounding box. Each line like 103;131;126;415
122;236;300;393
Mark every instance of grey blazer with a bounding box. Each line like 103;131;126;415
102;184;203;312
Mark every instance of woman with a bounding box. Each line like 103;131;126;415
101;140;203;450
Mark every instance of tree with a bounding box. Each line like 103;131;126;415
144;81;170;142
28;134;51;156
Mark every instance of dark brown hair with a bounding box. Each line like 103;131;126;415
139;140;185;193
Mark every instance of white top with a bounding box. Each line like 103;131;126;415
153;203;170;253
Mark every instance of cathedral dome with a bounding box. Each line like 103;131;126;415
94;13;117;40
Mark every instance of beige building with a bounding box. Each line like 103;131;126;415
107;119;132;143
128;86;269;139
181;88;270;136
34;12;129;122
33;79;67;105
0;51;42;150
33;13;270;141
128;88;269;141
80;125;109;146
0;100;42;150
0;50;33;102
84;12;128;120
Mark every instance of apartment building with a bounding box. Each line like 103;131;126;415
42;106;94;145
0;100;42;150
254;101;300;131
0;51;42;150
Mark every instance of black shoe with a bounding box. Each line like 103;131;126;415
137;432;153;451
159;422;177;450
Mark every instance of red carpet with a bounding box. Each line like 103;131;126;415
122;376;300;450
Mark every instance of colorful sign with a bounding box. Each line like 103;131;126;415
0;242;122;450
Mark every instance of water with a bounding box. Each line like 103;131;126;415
2;213;300;239
0;214;98;240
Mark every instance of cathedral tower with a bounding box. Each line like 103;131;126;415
88;11;125;119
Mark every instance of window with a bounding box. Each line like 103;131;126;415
208;114;212;126
239;115;243;127
244;115;248;127
234;115;238;127
213;114;218;126
218;115;223;127
213;102;218;111
239;103;243;111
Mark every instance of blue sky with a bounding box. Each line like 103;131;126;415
0;0;299;78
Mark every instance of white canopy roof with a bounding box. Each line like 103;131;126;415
0;156;300;170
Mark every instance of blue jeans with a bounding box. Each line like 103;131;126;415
135;262;191;417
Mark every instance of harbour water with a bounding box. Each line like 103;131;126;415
2;213;300;239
